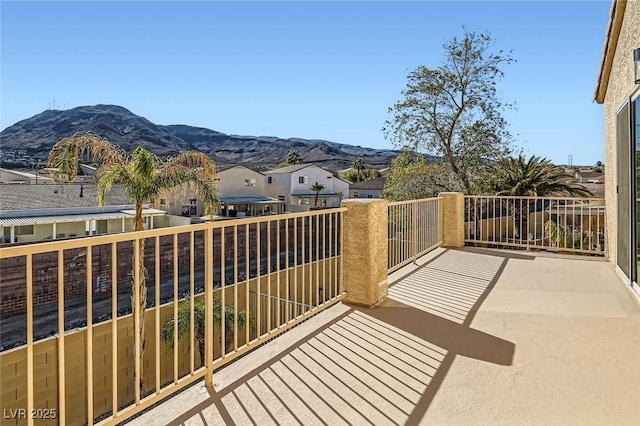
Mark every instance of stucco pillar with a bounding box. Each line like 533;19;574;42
341;199;388;307
439;192;465;247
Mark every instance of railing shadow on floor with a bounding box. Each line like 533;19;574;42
136;247;527;425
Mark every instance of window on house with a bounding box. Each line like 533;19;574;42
244;178;256;186
353;191;359;198
267;176;273;184
278;195;285;201
298;176;305;184
160;199;166;205
367;194;373;198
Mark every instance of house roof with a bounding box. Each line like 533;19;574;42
349;176;387;190
0;184;131;211
217;164;264;175
264;163;312;174
594;0;627;104
0;209;165;227
0;168;52;182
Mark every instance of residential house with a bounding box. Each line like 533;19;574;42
217;165;285;217
349;176;386;199
594;0;640;294
0;184;178;244
264;164;349;210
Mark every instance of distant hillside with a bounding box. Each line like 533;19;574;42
0;105;398;171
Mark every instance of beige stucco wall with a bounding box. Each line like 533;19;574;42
601;0;640;267
218;166;266;198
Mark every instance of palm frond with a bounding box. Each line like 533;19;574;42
48;132;126;182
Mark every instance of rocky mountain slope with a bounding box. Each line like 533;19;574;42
0;105;398;171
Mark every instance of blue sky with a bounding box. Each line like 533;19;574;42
1;0;612;166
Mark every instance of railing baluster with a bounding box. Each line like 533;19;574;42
233;225;238;351
301;217;305;314
277;219;281;327
133;238;141;404
220;227;226;355
173;233;179;383
58;249;67;424
87;245;94;425
26;253;34;426
308;216;313;309
204;228;214;388
154;236;160;393
245;224;250;343
334;212;339;298
113;242;120;418
315;214;320;306
190;232;195;373
339;210;344;295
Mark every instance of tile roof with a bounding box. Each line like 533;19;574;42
0;184;131;211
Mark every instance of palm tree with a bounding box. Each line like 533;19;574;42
48;131;218;391
161;295;252;366
352;157;365;182
286;150;303;165
310;181;326;207
491;155;591;242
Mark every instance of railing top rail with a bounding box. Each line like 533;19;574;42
464;195;605;202
0;207;347;259
388;197;442;207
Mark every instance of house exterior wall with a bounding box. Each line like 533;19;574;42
264;173;291;203
218;166;266;198
55;222;87;238
107;218;126;234
290;166;336;195
601;0;640;267
156;184;204;217
349;188;383;199
333;178;349;198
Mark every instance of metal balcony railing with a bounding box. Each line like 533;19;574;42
387;197;443;272
0;208;345;425
464;195;606;255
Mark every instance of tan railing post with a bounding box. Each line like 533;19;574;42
439;192;465;248
341;199;388;307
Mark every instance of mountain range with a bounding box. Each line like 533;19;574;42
0;105;399;171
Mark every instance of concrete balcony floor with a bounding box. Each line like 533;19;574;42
129;247;640;426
